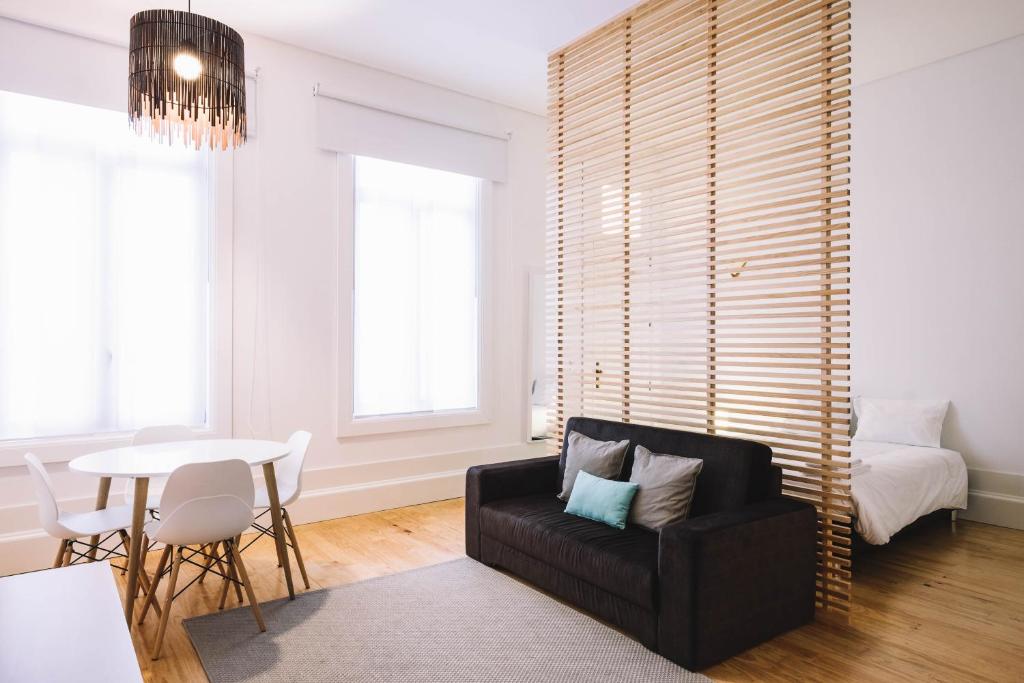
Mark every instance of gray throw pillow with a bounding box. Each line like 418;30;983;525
628;445;703;530
558;431;629;501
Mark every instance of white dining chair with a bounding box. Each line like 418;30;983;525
24;453;160;612
138;459;265;660
240;430;312;589
124;425;196;512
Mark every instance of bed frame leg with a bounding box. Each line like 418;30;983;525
951;510;958;525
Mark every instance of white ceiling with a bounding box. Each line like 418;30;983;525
0;0;635;114
1;1;1023;114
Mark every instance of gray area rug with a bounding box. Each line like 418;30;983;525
184;558;709;682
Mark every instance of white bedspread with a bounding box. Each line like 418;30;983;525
850;441;968;545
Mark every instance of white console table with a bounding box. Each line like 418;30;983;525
0;561;142;682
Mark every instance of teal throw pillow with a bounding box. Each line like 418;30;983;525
564;470;639;530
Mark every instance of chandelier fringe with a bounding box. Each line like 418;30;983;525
129;9;246;150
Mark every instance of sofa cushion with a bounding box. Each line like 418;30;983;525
565;471;639;529
628;445;703;530
560;416;775;517
558;430;629;501
478;494;659;609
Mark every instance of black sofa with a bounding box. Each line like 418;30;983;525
465;416;817;670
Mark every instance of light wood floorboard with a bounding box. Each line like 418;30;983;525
113;499;1023;682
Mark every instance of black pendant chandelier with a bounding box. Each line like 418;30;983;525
129;2;246;150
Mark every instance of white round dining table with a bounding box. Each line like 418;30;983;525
68;439;298;628
70;439;289;478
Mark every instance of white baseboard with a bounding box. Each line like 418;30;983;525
961;468;1024;530
287;468;465;526
0;529;57;577
0;440;548;577
962;491;1024;530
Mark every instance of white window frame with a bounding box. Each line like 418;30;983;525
0;136;233;468
336;154;493;437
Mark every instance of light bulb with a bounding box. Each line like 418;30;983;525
173;51;202;80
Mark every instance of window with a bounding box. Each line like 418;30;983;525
351;156;482;421
0;90;211;441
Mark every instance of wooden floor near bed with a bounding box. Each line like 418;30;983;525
119;499;1023;682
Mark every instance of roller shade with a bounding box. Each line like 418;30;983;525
315;94;508;182
0;18;125;113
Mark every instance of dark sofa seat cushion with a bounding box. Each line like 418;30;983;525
479;494;659;609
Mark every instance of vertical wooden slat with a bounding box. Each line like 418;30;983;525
705;0;719;436
546;0;853;614
623;16;633;423
552;52;567;437
817;0;843;609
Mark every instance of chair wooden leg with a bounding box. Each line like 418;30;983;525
119;530;155;598
228;551;244;604
203;541;228;586
215;542;234;596
218;545;235;610
137;562;153;600
139;543;170;624
283;509;310;589
152;547;181;661
52;540;69;569
232;536;244;603
228;539;266;632
62;541;74;567
116;530;130;575
217;539;244;605
198;544;215;583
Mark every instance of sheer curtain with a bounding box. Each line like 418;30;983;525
0;90;210;440
352;156;480;418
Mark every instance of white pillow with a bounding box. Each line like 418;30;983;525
853;397;949;448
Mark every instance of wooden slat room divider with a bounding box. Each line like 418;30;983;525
546;0;852;613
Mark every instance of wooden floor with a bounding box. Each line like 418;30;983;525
115;499;1024;682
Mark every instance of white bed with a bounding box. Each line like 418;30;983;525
850;440;968;545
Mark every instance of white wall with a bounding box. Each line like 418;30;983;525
852;34;1024;528
852;0;1024;87
0;16;547;574
229;34;546;462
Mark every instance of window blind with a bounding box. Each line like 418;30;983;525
351;156;481;419
0;89;211;440
315;94;508;182
546;0;852;613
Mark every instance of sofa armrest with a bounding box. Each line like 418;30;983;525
657;497;817;670
465;456;560;560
